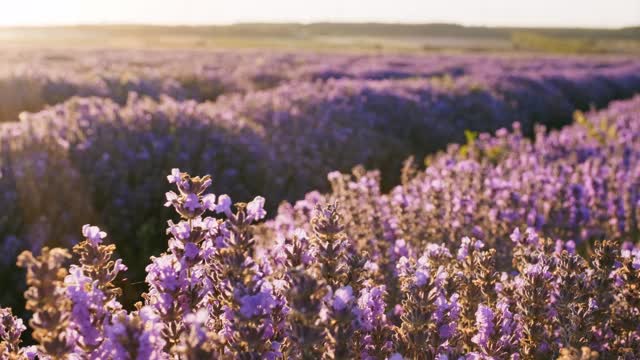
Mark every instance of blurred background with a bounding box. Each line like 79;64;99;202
0;0;638;52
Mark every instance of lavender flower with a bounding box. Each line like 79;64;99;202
353;285;394;359
0;307;36;359
82;224;107;246
215;194;232;216
247;196;267;222
100;307;167;360
16;247;75;358
472;304;495;348
332;285;354;312
2;129;640;360
65;266;106;349
167;168;182;184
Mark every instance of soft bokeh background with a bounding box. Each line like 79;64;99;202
0;0;638;52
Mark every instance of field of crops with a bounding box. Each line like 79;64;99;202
1;48;639;359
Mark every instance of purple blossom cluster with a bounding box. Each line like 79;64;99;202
0;165;638;358
0;94;268;309
1;54;640;302
267;95;640;267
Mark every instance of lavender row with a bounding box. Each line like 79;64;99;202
265;95;640;269
1;69;640;307
1;167;638;359
2;49;640;122
0;49;299;121
1;56;639;314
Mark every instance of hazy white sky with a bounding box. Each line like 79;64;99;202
1;0;638;28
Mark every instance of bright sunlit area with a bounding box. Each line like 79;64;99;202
0;1;639;359
1;0;639;27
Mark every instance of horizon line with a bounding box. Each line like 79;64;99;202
1;21;637;31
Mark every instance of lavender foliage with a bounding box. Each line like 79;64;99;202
0;51;638;358
1;53;640;312
0;145;637;358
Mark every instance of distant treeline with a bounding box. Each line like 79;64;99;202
5;23;639;40
2;23;639;53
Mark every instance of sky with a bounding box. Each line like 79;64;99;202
0;0;638;28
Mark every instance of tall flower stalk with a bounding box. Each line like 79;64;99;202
16;247;74;358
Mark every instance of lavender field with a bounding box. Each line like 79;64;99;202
1;47;640;359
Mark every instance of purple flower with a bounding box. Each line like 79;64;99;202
566;240;576;254
415;268;429;287
364;260;379;273
449;293;461;320
145;254;182;294
524;263;553;280
102;307;166;360
180;308;209;347
332;285;354;311
82;224;107;246
510;228;523;244
22;346;38;360
0;307;28;356
472;304;495;348
0;308;26;341
434;266;448;287
434;293;460;341
393;239;409;260
621;248;640;270
424;244;452;259
166;168;181;184
183;242;200;260
202;193;216;211
164;191;178;207
137;307;168;358
239;287;277;318
457;236;472;259
524;228;539;246
396;256;411;277
167;220;191;241
183;193;201;212
65;266;105;348
354;285;386;332
247;196;267;221
215;194;232;216
496;299;520;349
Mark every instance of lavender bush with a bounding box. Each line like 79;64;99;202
265;95;640;266
2;55;640;280
0;165;637;359
2;50;640;123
